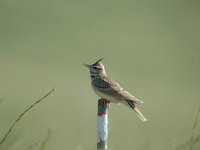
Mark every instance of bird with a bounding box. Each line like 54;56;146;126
83;58;147;122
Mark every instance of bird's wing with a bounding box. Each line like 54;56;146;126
92;77;143;105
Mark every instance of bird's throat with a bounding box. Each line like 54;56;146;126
90;73;100;81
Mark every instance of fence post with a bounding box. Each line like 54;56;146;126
97;99;109;150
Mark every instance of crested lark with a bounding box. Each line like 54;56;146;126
84;58;147;122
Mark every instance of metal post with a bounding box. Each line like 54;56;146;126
97;99;109;150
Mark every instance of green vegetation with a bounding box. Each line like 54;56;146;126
0;0;200;149
0;88;55;147
190;108;200;150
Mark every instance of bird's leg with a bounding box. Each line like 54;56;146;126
98;99;110;108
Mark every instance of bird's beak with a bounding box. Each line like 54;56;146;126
83;63;90;68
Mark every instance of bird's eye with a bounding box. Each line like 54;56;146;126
94;67;97;69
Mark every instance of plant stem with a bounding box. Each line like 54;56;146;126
0;87;55;146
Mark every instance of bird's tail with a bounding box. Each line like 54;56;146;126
124;100;147;122
133;106;147;122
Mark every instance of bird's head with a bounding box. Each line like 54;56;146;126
83;58;106;77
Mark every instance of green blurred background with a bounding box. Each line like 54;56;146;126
0;0;200;149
